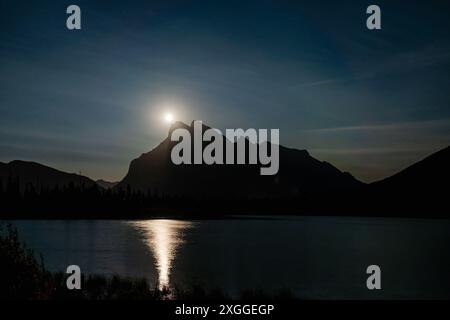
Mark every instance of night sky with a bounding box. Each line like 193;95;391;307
1;0;450;182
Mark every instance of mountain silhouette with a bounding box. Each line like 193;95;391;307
0;160;95;191
116;121;363;198
96;179;119;189
367;146;450;216
1;129;449;217
372;146;450;190
371;146;449;193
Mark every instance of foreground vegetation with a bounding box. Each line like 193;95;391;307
0;223;294;300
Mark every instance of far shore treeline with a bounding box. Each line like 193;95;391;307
0;169;447;219
0;176;362;218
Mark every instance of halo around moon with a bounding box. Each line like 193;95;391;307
164;113;175;124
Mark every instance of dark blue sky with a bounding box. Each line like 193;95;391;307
1;0;450;182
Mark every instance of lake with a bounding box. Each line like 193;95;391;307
6;216;450;299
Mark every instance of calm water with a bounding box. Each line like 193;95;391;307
6;216;450;299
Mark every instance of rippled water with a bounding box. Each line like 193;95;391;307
6;216;450;299
127;220;194;290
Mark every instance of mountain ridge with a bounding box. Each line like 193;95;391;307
115;121;364;198
0;160;95;190
1;127;449;217
1;121;449;213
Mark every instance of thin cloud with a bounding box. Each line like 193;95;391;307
306;119;450;134
293;46;450;90
295;79;340;88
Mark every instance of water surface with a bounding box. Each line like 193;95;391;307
7;216;450;299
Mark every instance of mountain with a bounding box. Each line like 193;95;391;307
369;146;450;215
371;146;450;196
1;130;448;217
96;179;119;189
0;160;95;191
116;121;363;199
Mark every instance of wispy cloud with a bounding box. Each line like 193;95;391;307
292;46;450;89
309;147;432;155
306;119;450;134
295;79;340;88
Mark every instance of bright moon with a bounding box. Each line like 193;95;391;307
164;113;174;124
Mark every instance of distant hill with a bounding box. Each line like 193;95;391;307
0;160;95;191
369;146;450;215
96;179;119;189
116;121;363;199
372;146;450;191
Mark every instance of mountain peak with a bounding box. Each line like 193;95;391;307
170;121;190;130
168;121;190;136
117;121;363;196
168;120;214;137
